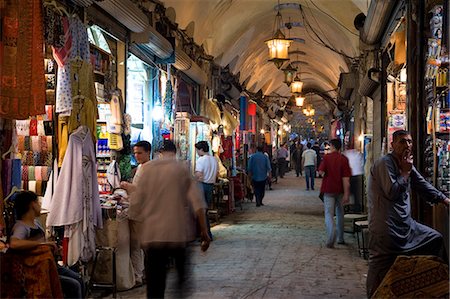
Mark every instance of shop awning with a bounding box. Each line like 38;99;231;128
174;48;208;85
131;26;174;61
95;0;148;33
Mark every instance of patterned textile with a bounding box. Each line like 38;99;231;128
0;246;63;298
372;255;449;298
43;6;65;47
0;0;46;119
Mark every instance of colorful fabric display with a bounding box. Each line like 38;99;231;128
18;136;25;152
38;120;46;136
47;136;53;152
45;105;54;121
24;136;31;151
22;166;29;181
26;152;34;166
41;136;48;152
11;159;21;191
28;181;37;193
29;119;38;136
33;152;41;165
16;120;30;136
28;166;35;180
31;136;41;152
42;167;51;181
35;166;43;181
36;181;43;196
22;180;28;191
45;152;53;167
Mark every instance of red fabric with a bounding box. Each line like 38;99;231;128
231;176;244;200
319;152;351;194
1;246;63;298
221;136;233;159
248;103;256;116
62;237;69;265
0;0;46;119
52;17;72;67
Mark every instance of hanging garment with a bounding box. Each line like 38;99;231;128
0;0;46;119
54;16;90;114
67;60;98;142
58;116;69;167
46;126;102;264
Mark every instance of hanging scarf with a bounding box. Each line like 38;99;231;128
0;0;46;119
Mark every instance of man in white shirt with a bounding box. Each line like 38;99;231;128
343;147;364;212
120;140;151;287
195;141;219;240
302;142;317;191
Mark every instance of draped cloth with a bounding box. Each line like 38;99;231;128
1;246;63;298
0;0;46;119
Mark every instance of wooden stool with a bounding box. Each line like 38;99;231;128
355;220;369;259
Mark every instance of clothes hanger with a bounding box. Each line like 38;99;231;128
2;144;14;160
4;186;20;202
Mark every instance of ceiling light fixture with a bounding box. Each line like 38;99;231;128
295;95;305;107
290;49;303;94
265;0;292;69
282;63;297;87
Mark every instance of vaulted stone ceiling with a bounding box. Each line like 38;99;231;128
161;0;369;115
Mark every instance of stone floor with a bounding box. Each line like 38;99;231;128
95;171;368;298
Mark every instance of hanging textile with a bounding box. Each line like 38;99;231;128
0;0;46;119
46;126;102;265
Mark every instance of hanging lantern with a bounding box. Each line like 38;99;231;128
282;63;297;86
265;8;292;69
291;73;303;94
295;96;305;107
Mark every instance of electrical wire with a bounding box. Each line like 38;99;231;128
299;5;357;61
304;1;333;48
307;0;359;37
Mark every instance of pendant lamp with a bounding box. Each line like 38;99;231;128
265;2;292;69
295;95;305;107
282;63;297;86
291;73;303;94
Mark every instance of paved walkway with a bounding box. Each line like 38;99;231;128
100;171;368;298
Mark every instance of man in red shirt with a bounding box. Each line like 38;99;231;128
318;139;351;248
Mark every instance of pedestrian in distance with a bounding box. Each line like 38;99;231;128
292;142;304;177
248;145;272;207
302;142;317;190
276;143;289;178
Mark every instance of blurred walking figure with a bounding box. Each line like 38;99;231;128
343;146;364;213
291;142;303;177
195;141;218;241
312;142;322;177
248;145;272;207
302;142;317;190
276;144;289;178
318;139;351;248
128;140;211;298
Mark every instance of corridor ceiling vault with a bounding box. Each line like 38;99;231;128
161;0;369;115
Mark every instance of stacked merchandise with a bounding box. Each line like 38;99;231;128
424;4;449;196
15;106;54;196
